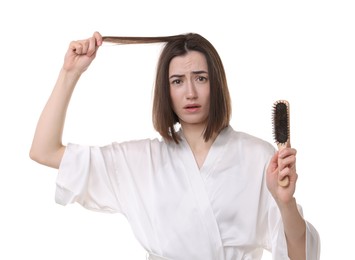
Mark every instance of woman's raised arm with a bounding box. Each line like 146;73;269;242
29;32;102;169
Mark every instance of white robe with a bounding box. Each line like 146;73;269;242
55;126;320;260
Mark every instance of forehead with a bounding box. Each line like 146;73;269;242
169;51;208;74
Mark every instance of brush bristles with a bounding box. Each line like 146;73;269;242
272;101;290;145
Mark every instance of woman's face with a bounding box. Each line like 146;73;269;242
169;51;210;129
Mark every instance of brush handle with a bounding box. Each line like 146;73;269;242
277;142;290;187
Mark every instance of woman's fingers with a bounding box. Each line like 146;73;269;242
63;32;103;72
93;31;103;45
69;32;102;56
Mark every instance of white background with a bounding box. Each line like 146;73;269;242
1;0;354;259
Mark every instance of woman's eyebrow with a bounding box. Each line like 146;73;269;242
169;74;184;79
169;71;208;79
192;70;208;75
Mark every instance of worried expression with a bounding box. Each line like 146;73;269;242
169;51;210;128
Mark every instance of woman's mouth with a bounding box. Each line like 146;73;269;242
184;104;201;112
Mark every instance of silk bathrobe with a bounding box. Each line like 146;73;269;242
56;126;320;259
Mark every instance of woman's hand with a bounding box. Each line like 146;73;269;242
63;31;103;74
266;147;298;206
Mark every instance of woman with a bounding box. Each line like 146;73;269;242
30;31;320;259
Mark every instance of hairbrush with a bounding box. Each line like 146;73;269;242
272;100;291;187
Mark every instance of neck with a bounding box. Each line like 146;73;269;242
181;123;216;152
181;123;217;169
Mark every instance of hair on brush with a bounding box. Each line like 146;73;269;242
272;100;291;187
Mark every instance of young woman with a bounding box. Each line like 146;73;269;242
30;31;320;260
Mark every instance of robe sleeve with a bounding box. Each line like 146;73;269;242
267;201;321;260
305;220;321;260
55;143;123;214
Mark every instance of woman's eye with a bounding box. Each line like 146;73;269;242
171;79;181;85
197;76;207;82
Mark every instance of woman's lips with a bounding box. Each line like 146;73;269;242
184;104;201;112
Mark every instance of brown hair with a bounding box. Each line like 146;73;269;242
103;34;231;143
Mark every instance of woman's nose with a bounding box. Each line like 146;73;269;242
186;80;197;99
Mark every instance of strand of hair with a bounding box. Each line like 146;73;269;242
102;35;183;44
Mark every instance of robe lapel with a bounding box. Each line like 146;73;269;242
177;128;231;260
199;127;232;180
